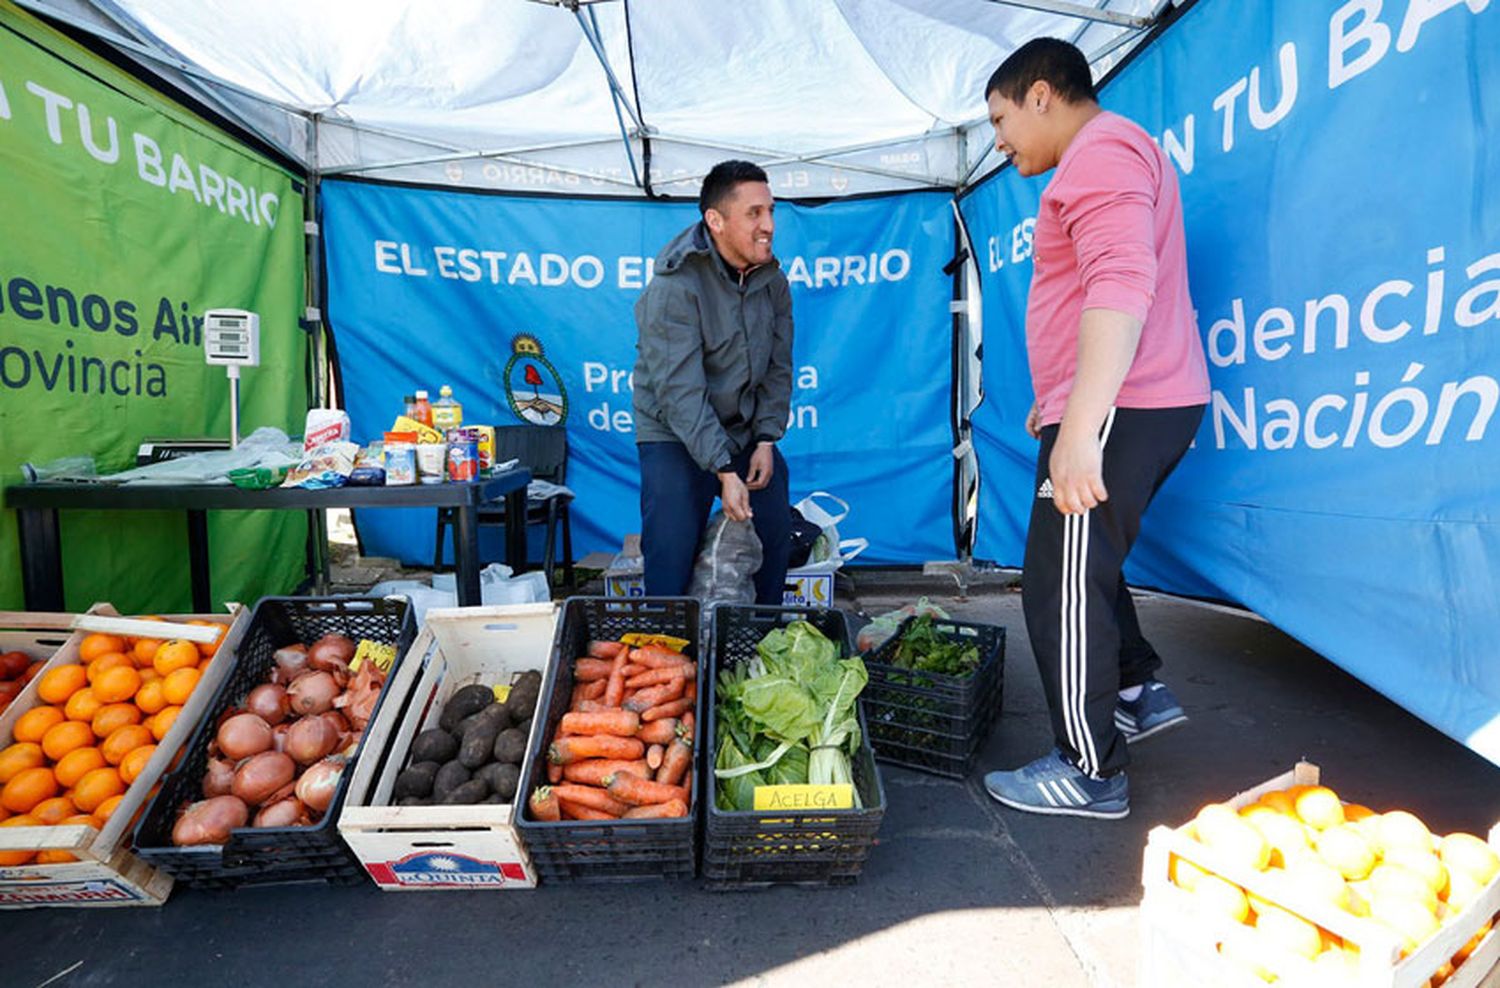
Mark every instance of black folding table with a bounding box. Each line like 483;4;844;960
5;468;531;611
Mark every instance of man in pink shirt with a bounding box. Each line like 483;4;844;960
981;39;1210;819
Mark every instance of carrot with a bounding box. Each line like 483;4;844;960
636;718;679;746
573;658;614;682
646;743;665;771
581;678;607;701
569;683;589;709
552;783;630;817
604;772;690;807
587;640;625;659
528;786;560;822
641;697;694;722
547;762;563;783
620;663;646;678
603;646;629;708
559;801;616;821
657;737;693;786
684;679;697;701
560;709;641;737
574;699;609;713
680;711;695;735
623;679;684;713
622;799;688;819
549;735;645;764
631;644;689;669
625;663;695;689
562;758;649;786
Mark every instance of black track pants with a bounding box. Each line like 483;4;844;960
1021;405;1204;778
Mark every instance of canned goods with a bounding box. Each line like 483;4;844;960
416;442;447;484
447;430;479;482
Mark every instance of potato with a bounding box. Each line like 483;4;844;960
459;721;502;769
441;779;490;805
504;671;542;720
410;728;458;765
433;759;471;799
477;762;520;802
492;727;528;766
398;795;433;806
393;761;439;800
439;684;495;731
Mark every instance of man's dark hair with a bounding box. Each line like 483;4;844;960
985;38;1097;105
699;160;769;217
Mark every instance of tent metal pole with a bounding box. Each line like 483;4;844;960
572;6;644;133
649;134;955;189
304;112;331;595
581;6;641;188
979;0;1153;28
317;138;634;176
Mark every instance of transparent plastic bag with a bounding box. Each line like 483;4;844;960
688;512;762;607
855;596;952;653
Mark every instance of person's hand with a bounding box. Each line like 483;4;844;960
1048;427;1107;515
1025;401;1042;440
745;443;775;490
719;471;753;521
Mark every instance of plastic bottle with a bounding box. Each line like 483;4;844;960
432;385;463;430
403;394;417;419
411;390;434;427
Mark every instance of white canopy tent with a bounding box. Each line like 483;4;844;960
22;0;1171;197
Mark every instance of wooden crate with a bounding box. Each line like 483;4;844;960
1140;761;1500;988
338;603;557;891
0;604;248;908
0;610;85;666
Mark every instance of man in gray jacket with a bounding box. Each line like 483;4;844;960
632;160;794;605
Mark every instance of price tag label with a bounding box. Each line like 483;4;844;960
348;640;396;674
492;683;512;703
752;784;854;811
620;632;691;652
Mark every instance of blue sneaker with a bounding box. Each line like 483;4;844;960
1115;678;1187;743
983;749;1129;819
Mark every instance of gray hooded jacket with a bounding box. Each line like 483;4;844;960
632;221;794;472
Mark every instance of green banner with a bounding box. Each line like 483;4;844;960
0;3;309;613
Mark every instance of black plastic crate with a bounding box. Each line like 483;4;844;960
514;596;702;884
862;617;1006;779
703;603;886;890
132;596;416;888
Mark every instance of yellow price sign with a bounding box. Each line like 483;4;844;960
619;632;691;652
752;784;854;811
349;640;396;674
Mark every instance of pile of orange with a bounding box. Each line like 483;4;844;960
0;621;224;868
0;651;46;716
1169;783;1499;986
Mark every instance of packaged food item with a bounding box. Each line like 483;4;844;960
446;429;479;482
471;424;496;472
412;390;434;427
302;408;351;451
433;385;463;430
416;442;447;484
282;441;359;489
383;431;418;486
390;415;443;445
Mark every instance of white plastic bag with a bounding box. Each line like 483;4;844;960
791;491;868;573
688;512;762;607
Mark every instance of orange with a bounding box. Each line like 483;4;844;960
91;702;142;739
188;620;226;658
153;640;200;677
94;793;124;822
1254;904;1323;960
13;705;66;743
53;747;106;788
34;850;77;864
119;744;156;785
100;725;153;766
1376;811;1434;856
0;742;45;784
30;795;76;825
138;668;161;684
1258;790;1298;816
1440;832;1500;886
1294;786;1346;830
40;720;94;762
85;651;133;683
91;665;141;704
1343;803;1376;823
1316;823;1378;880
1192;873;1250;923
1169;853;1207;892
35;664;87;704
0;815;41;866
1;765;58;813
63;686;102;723
132;637;165;667
149;705;183;741
161;666;201;705
78;633;125;663
60;813;98;827
71;767;124;813
133;679;167;715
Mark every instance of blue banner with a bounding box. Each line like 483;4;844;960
321;181;955;568
961;0;1500;763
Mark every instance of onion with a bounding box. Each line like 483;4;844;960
274;643;310;678
172;795;249;846
287;670;339;716
270;722;291;753
231;751;296;807
246;684;290;726
253;795;308;828
217;713;274;760
202;757;236;798
284;716;341;766
308;633;355;674
295;756;346;814
320;710;351;735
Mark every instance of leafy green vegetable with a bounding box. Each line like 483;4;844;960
891;614;980;677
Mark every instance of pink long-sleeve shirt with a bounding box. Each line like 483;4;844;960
1027;111;1210;426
